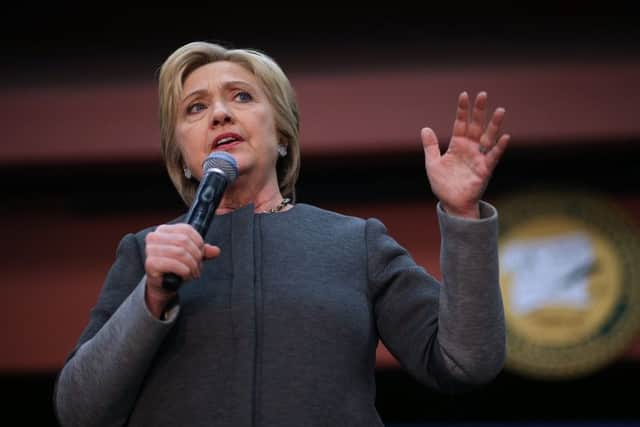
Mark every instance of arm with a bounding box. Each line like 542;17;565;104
372;91;509;392
369;203;505;392
54;222;220;427
435;200;505;384
53;233;179;427
55;279;179;427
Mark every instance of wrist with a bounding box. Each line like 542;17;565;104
145;281;178;319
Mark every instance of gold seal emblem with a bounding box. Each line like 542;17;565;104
497;191;640;379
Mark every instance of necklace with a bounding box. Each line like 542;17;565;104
267;198;291;213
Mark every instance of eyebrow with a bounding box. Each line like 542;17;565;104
181;80;256;103
181;89;209;103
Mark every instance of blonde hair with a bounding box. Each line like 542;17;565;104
158;41;301;206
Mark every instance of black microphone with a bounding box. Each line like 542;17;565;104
162;151;238;291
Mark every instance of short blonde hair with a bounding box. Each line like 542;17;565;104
158;41;301;206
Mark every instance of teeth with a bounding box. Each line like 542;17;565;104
216;136;237;146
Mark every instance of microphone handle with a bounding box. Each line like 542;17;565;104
162;273;183;291
161;170;229;292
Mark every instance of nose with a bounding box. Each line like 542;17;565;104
211;101;233;127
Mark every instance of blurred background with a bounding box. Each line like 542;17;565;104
1;8;639;426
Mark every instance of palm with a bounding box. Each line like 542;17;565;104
422;92;509;218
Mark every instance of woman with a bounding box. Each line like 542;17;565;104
54;41;509;427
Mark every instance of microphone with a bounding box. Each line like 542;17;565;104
162;151;238;291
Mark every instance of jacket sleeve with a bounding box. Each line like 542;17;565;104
368;201;506;393
53;232;180;427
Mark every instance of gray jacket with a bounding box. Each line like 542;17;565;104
54;202;505;426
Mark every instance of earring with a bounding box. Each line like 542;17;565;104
277;145;288;157
183;167;192;179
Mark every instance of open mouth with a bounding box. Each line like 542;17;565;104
216;136;238;147
212;133;244;151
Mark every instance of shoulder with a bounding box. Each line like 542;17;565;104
299;204;402;251
294;203;368;227
292;203;390;237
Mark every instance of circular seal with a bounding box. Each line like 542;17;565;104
497;190;640;379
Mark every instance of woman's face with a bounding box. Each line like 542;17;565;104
175;61;279;185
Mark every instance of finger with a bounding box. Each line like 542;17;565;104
421;127;441;165
147;227;203;257
145;243;202;279
145;232;203;275
145;256;193;280
147;244;202;278
157;224;205;247
203;244;221;259
485;134;510;170
480;107;506;151
452;92;470;137
468;91;487;141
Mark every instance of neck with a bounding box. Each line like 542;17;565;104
215;173;285;214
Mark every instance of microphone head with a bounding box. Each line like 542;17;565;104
202;152;238;182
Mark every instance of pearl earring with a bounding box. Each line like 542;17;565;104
183;167;192;179
277;145;288;157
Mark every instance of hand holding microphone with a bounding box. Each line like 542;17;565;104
143;152;238;315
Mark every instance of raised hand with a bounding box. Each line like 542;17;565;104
421;91;509;218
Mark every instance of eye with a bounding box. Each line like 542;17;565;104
187;102;207;114
234;91;253;103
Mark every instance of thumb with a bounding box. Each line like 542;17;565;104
203;244;221;260
421;127;441;165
